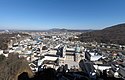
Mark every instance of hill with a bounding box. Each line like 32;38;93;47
0;53;33;80
79;23;125;45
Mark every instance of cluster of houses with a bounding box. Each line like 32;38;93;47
89;42;125;50
79;47;125;79
0;31;125;80
0;33;84;73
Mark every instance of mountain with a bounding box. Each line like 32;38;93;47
49;28;68;32
79;23;125;45
49;28;93;32
0;28;94;32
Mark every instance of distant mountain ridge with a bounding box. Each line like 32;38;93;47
49;28;93;32
0;29;94;32
79;23;125;45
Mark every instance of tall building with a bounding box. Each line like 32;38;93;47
74;45;81;62
57;45;66;58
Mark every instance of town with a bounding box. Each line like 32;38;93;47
0;30;125;80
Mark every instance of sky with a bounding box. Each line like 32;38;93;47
0;0;125;30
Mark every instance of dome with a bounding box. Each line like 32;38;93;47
75;46;80;53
